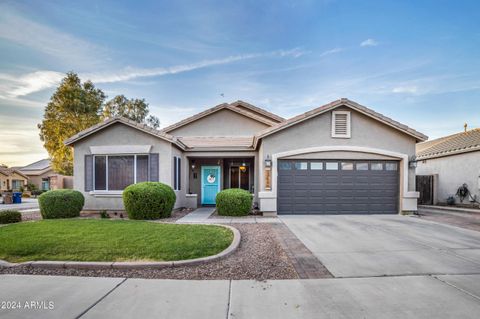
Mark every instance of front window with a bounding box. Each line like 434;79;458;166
12;180;23;190
41;178;50;191
94;155;149;191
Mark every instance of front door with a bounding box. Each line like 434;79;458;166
201;166;221;205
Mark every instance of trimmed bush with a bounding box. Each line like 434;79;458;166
123;182;176;219
216;188;252;216
0;210;22;224
38;189;84;219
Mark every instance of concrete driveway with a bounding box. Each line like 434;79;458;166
280;215;480;277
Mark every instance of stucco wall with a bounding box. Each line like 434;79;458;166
72;122;180;210
168;109;270;136
0;173;27;191
416;151;480;204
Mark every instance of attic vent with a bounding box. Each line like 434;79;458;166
332;111;351;138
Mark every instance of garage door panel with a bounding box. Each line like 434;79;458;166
278;159;399;215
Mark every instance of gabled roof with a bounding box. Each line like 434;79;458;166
178;136;254;151
254;98;427;146
0;166;28;179
64;117;186;149
162;101;282;133
416;128;480;160
20;159;51;171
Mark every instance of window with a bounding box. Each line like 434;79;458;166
371;163;383;170
174;156;181;191
326;162;339;170
386;163;398;171
310;162;323;170
41;178;50;191
12;180;23;190
331;111;351;138
295;162;308;170
279;162;292;170
94;155;149;191
341;162;354;170
356;163;369;170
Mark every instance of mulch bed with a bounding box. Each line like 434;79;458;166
0;224;298;280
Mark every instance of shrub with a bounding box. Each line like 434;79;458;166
123;182;176;219
216;188;252;216
0;210;22;224
38;189;84;219
31;190;46;197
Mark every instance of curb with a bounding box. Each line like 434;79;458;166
0;224;240;270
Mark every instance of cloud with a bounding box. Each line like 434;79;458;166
319;48;343;57
360;39;379;47
0;48;308;97
392;86;418;94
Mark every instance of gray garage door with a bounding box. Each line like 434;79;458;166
277;160;399;214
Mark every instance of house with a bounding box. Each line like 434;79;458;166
64;98;427;215
416;128;480;205
18;159;73;191
0;166;28;191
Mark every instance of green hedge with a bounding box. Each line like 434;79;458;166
38;189;84;219
0;210;22;224
123;182;176;219
216;188;252;216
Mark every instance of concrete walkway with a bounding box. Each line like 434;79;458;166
0;198;39;212
1;274;480;318
176;207;215;223
176;207;281;224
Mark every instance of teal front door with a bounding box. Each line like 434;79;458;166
201;166;221;205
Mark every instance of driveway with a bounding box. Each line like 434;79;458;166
280;215;480;277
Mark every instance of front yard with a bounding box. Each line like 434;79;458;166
0;219;233;263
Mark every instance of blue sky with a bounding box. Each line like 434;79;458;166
1;0;479;166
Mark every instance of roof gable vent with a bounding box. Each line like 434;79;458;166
332;111;351;138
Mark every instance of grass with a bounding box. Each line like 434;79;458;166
0;219;233;263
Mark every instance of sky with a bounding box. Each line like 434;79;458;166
1;0;479;166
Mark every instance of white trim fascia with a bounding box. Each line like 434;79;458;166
90;145;152;155
331;111;351;138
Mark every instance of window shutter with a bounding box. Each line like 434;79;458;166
178;157;181;190
85;155;93;191
334;113;348;135
173;156;178;190
149;153;159;182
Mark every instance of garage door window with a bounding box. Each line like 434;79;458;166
326;162;339;170
386;163;398;171
371;163;383;170
295;162;308;170
279;162;292;170
310;162;323;170
341;162;354;170
356;163;369;170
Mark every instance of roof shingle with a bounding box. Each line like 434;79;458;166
416;128;480;160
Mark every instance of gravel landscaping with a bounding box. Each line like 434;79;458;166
0;224;298;280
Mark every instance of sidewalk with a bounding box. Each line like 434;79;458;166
0;198;39;212
1;274;480;318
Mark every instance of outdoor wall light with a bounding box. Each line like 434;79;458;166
408;156;417;168
240;162;247;172
265;155;272;167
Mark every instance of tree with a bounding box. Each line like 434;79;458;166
102;95;160;128
39;72;105;175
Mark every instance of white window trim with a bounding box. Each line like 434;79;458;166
92;153;150;193
331;111;351;138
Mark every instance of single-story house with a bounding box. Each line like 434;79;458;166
0;166;28;191
416;128;480;205
65;98;427;215
18;159;73;191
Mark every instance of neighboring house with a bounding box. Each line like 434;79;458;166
416;128;480;205
18;159;73;191
65;99;427;215
0;166;28;191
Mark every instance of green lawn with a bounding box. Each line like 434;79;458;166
0;219;233;263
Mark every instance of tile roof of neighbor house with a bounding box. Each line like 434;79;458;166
0;166;28;179
416;128;480;160
64;117;186;149
254;98;428;146
179;136;254;150
161;100;283;133
19;159;51;171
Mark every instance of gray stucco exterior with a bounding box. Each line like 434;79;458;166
67;99;424;214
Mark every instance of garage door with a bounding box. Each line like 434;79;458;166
277;160;399;214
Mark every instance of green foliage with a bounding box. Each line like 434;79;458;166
103;95;160;128
123;182;176;219
0;220;233;262
38;189;84;219
26;182;38;191
216;188;252;216
99;210;110;219
38;72;106;175
0;210;22;224
31;190;47;197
